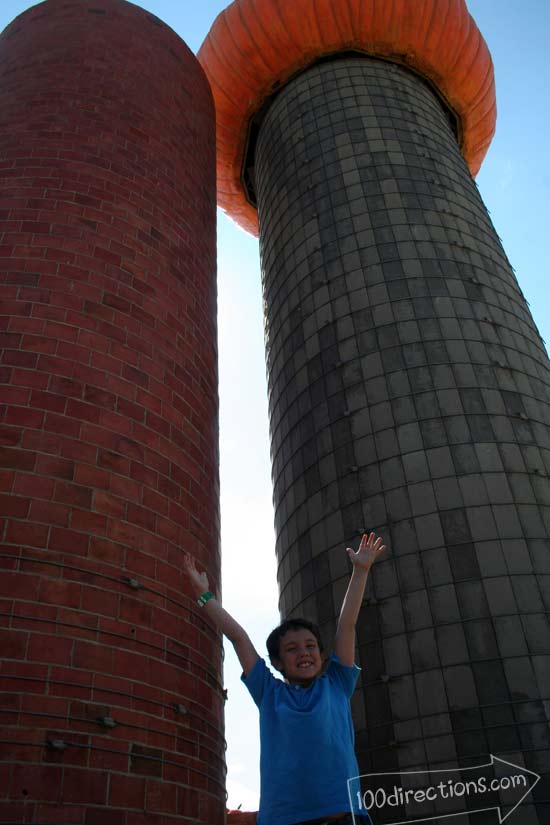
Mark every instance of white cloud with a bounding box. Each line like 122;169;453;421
226;777;260;812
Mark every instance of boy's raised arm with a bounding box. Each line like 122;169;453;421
183;553;259;676
334;532;386;666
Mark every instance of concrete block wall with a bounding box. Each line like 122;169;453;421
255;57;550;823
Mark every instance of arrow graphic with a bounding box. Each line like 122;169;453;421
347;754;540;825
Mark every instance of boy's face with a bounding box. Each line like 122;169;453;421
273;627;324;686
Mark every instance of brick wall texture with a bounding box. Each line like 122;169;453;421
256;57;550;823
0;1;223;823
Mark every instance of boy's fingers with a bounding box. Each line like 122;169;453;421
352;533;387;558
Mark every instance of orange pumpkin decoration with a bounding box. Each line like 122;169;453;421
198;0;496;237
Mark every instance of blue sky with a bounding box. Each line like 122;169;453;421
1;0;549;810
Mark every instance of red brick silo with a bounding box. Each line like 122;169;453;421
0;1;222;823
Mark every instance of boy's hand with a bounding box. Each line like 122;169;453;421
183;552;259;676
346;532;386;571
183;552;210;596
336;532;386;665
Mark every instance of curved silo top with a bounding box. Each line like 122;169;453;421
198;0;496;237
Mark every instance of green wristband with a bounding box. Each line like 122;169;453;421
197;590;214;607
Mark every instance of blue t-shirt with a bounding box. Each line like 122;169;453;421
242;653;361;825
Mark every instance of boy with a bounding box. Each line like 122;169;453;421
183;532;385;825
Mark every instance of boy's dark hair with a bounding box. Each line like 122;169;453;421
266;618;324;662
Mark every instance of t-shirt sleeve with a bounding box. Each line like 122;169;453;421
240;657;275;707
327;652;361;697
